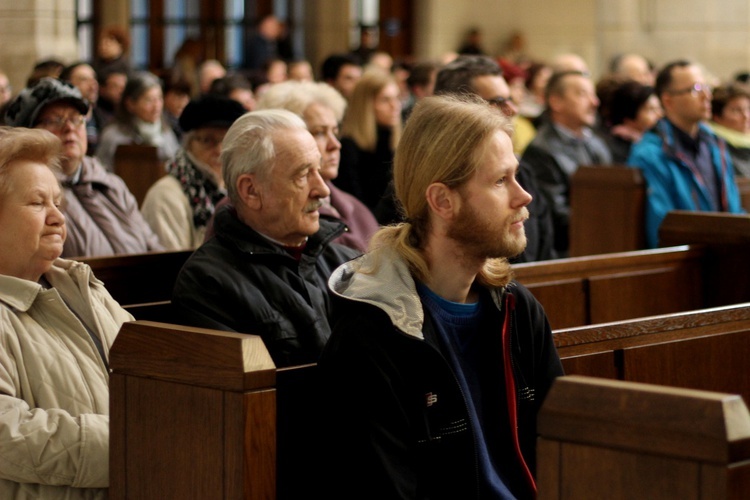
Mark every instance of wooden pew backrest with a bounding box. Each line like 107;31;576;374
568;165;646;257
538;376;750;499
515;245;705;329
77;250;192;307
114;144;165;207
659;211;750;307
110;321;277;500
554;302;750;403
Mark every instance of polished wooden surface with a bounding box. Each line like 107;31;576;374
515;245;706;329
77;250;192;307
568;165;646;256
537;376;750;499
113;143;165;207
554;303;750;403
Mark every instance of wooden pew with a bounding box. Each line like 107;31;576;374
659;211;750;307
568;165;646;256
113;144;165;206
514;245;707;330
109;321;319;500
555;302;750;404
736;176;750;212
76;250;192;307
110;311;750;499
537;376;750;499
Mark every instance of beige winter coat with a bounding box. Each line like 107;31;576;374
0;259;133;499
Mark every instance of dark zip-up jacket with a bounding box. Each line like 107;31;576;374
172;205;360;367
319;250;563;499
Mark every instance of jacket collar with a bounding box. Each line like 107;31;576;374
213;204;347;260
328;246;509;339
0;259;93;312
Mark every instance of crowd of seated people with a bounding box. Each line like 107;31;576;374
3;33;749;258
4;29;750;497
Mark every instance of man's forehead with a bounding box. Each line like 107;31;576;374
271;129;320;166
472;74;510;99
672;64;703;83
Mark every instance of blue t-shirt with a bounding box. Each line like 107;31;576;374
417;282;518;500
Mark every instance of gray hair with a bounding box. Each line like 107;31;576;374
256;80;347;122
221;109;308;204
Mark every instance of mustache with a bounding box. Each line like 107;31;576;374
512;207;530;224
304;200;323;212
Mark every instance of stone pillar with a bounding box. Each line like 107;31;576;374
0;0;78;92
302;0;351;79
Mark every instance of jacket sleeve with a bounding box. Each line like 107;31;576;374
0;332;109;488
318;308;422;499
627;142;675;248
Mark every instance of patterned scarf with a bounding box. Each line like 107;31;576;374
166;148;226;228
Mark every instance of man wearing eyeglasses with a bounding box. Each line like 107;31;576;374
4;78;163;257
628;60;743;248
520;69;612;256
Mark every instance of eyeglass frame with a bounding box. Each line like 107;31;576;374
668;82;712;97
483;95;517;116
36;115;87;131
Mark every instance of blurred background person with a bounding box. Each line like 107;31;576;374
96;71;179;170
335;70;402;212
601;80;662;163
60;62;105;156
96;68;128;125
26;58;64;88
141;96;245;250
0;126;133;498
197;59;227;96
0;70;12;110
5;78;162;257
162;79;192;141
288;59;314;82
208;72;256;111
401;60;440;122
92;24;131;76
321;54;363;101
709;83;750;177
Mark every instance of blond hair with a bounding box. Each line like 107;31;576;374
369;94;515;288
341;69;401;152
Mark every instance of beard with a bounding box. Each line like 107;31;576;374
446;202;529;260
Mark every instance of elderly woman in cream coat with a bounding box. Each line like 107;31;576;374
0;127;133;499
141;95;245;249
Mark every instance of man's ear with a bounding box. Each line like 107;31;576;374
236;173;263;210
425;182;459;223
547;93;562;114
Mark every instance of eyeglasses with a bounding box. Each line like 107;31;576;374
485;96;515;108
192;134;224;148
37;116;87;130
484;96;517;116
668;83;712;97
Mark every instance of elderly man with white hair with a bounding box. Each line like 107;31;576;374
172;109;360;367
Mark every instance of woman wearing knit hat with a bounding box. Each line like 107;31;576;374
140;95;245;249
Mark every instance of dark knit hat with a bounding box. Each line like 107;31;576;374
5;77;90;128
179;95;246;133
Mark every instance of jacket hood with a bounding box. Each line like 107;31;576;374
329;246;425;339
